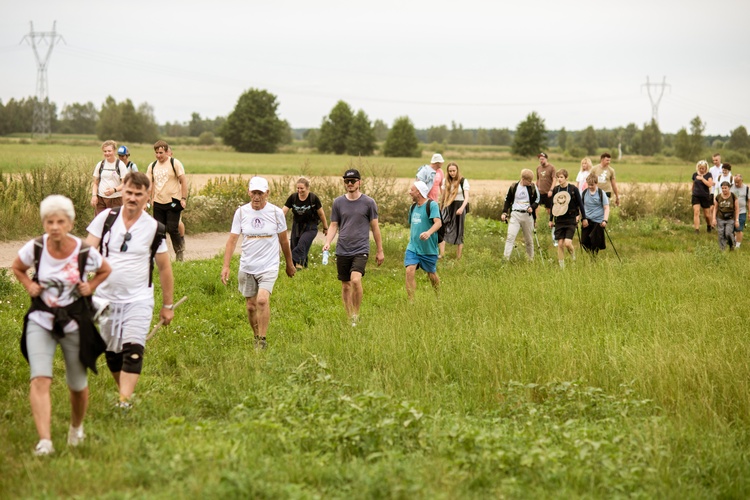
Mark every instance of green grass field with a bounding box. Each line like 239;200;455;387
0;140;709;183
0;217;748;497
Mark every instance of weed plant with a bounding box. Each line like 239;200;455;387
0;217;749;497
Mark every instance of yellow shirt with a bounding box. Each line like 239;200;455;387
146;158;186;204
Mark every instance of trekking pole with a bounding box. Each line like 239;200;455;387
147;296;188;340
603;227;622;263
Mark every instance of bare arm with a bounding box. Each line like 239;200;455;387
91;177;100;207
11;256;42;297
178;174;188;209
155;251;174;325
221;233;240;285
611;176;620;206
457;189;469;215
278;231;296;278
420;217;442;241
316;207;329;234
370;219;384;266
322;221;338;252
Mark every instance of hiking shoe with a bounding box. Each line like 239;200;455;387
254;336;267;350
351;315;359;327
176;250;184;262
67;425;85;446
34;439;54;456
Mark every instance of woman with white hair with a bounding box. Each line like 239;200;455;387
12;195;111;456
692;160;714;234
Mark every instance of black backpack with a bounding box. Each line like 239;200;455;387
98;158;125;179
409;200;445;241
98;207;166;287
148;157;178;181
33;237;90;285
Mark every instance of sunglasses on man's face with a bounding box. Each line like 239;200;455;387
120;232;132;252
344;178;358;184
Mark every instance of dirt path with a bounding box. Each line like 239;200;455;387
0;176;679;269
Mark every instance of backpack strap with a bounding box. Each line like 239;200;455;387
149;158;178;184
77;243;91;282
99;207;122;257
148;222;167;287
32;236;44;283
98;160;106;178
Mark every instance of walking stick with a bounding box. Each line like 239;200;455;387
603;227;622;263
147;296;188;340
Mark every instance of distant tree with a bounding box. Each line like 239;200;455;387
727;125;750;151
557;127;568;150
198;131;215;145
476;128;490;146
134;102;159;143
383;116;420;158
619;123;639;154
450;121;471;144
0;97;38;134
427;125;449;143
97;96;123;140
489;128;512;146
280;119;293;145
634;119;662;156
221;88;285;153
317;100;354;154
512;112;547;157
189;112;204;137
346;110;376;156
372;119;389;142
580;126;598;155
674;117;706;161
304;128;319;148
59;102;98;134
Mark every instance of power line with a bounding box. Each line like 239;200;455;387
20;21;65;137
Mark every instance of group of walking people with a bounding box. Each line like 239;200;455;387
692;153;747;250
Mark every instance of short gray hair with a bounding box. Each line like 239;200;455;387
40;195;75;222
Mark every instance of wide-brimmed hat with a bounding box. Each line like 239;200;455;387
551;190;571;217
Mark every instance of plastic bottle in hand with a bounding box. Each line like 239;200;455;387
322;250;329;265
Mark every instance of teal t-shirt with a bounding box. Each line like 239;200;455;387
407;200;440;256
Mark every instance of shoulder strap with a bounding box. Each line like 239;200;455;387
409;202;416;223
78;243;91;282
459;177;465;196
99;207;122;257
148;222;167;287
170;157;177;177
98;160;106;177
149;161;157;183
598;188;604;208
32;236;44;283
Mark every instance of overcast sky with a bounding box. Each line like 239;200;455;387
1;0;748;135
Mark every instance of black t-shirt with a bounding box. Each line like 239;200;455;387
284;192;322;225
692;172;711;197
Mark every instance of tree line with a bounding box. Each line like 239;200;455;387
2;89;749;163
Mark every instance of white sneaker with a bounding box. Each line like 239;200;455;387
34;439;54;456
68;425;85;446
351;315;359;327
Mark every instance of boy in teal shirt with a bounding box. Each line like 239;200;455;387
405;181;442;300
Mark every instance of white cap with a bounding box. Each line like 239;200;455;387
414;181;429;199
431;153;444;164
248;177;269;193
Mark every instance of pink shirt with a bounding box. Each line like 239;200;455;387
428;169;444;201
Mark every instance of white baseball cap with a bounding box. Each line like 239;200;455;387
431;153;445;164
248;177;269;192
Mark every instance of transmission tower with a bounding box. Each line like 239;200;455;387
641;76;670;125
21;21;64;137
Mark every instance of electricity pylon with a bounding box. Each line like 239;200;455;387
641;76;670;125
21;21;64;137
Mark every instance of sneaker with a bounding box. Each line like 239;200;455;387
116;400;133;410
553;240;558;247
350;315;359;327
68;425;85;446
254;336;267;350
34;439;54;456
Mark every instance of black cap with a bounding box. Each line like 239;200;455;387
343;169;361;179
538;152;548;159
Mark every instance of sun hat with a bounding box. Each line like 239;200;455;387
551;191;571;217
431;153;444;164
414;181;429;199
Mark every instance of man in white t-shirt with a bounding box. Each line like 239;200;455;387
221;177;295;349
85;172;175;408
91;140;127;215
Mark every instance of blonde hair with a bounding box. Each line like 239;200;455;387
580;157;593;171
441;162;463;207
101;140;117;152
586;173;598;186
696;160;709;173
521;169;533;182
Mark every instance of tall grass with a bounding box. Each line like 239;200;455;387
0;217;748;497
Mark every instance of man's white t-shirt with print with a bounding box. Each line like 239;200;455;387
230;202;287;275
87;209;168;303
18;235;104;333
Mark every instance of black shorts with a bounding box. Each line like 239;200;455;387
554;225;576;241
692;195;712;209
336;253;368;281
539;193;553;209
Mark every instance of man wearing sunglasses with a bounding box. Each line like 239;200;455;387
86;172;175;408
323;169;384;327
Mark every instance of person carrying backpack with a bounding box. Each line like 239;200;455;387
12;195;111;456
580;173;610;255
405;181;442;300
117;145;139;173
146;140;188;261
501;169;539;260
91;140;128;215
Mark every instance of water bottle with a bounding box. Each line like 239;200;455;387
322;250;329;265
